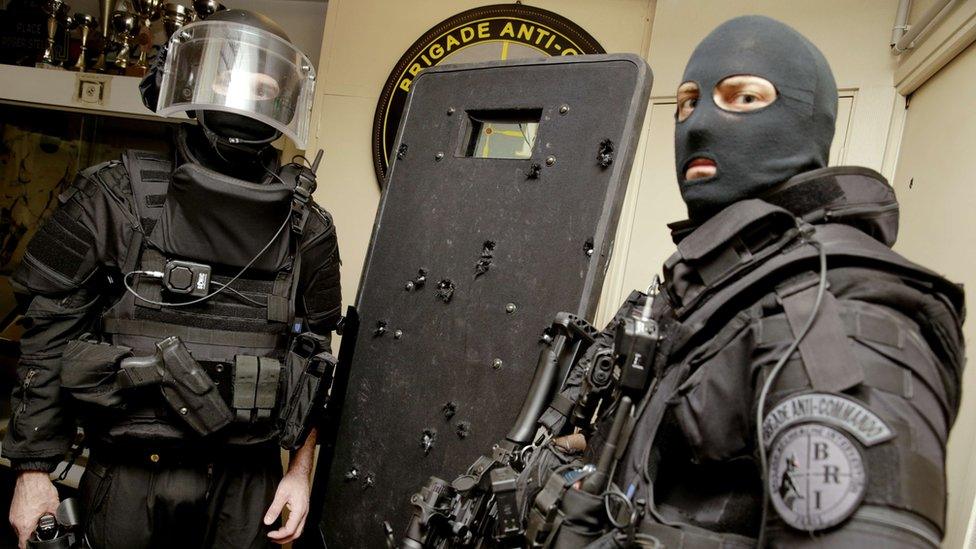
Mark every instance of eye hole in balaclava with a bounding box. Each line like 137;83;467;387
676;75;778;122
674;15;838;222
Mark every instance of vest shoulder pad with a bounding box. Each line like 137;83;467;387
14;161;128;293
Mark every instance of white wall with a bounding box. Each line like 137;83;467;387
891;41;976;549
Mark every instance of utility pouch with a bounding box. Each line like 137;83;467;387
61;339;132;408
548;488;608;549
232;355;282;423
277;332;336;451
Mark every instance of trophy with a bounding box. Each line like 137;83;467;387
125;0;162;77
36;0;71;68
191;0;224;20
91;0;114;72
162;3;193;40
110;11;138;72
68;13;96;72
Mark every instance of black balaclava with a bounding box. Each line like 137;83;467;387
675;15;838;222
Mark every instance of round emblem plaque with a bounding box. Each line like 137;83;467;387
371;4;605;185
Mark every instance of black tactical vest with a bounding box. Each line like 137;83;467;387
612;168;964;548
91;150;303;446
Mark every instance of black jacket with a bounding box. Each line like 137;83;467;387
538;167;964;548
3;148;342;472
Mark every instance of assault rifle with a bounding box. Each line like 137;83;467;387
400;287;661;548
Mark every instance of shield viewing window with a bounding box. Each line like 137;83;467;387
463;108;542;159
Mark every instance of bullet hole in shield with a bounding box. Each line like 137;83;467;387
598;139;615;168
526;163;542;180
405;268;428;291
442;401;458;419
584;238;595;257
373;320;388;337
421;428;437;455
456;421;471;439
363;472;375;489
475;240;496;277
397;143;408;160
344;466;359;481
436;279;456;303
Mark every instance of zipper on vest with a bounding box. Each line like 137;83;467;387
17;368;37;427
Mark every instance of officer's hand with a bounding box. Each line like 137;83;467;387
553;433;587;454
265;470;310;544
10;471;59;549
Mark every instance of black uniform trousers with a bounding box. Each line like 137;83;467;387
78;443;282;549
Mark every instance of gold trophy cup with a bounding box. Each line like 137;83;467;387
68;13;96;72
191;0;224;20
91;0;114;72
110;11;138;72
161;3;193;40
125;0;162;77
36;0;71;68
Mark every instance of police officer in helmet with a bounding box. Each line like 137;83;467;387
5;10;341;548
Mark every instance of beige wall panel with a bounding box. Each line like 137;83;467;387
891;42;976;549
313;94;383;302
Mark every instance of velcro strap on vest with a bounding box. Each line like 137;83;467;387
268;270;292;323
135;248;166;310
103;317;284;348
898;449;946;531
776;279;863;392
675;200;798;288
117;361;164;389
255;358;280;419
233;356;259;421
124;149;172;236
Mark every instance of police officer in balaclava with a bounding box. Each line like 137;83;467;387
512;15;963;548
5;10;342;548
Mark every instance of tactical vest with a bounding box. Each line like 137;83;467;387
614;195;964;548
69;150;317;447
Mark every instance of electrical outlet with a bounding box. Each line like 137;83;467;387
74;73;111;106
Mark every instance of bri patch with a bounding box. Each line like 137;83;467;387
768;424;866;531
762;392;894;448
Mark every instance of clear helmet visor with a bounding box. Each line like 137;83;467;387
157;20;316;148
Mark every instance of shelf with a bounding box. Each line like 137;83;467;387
0;63;183;122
